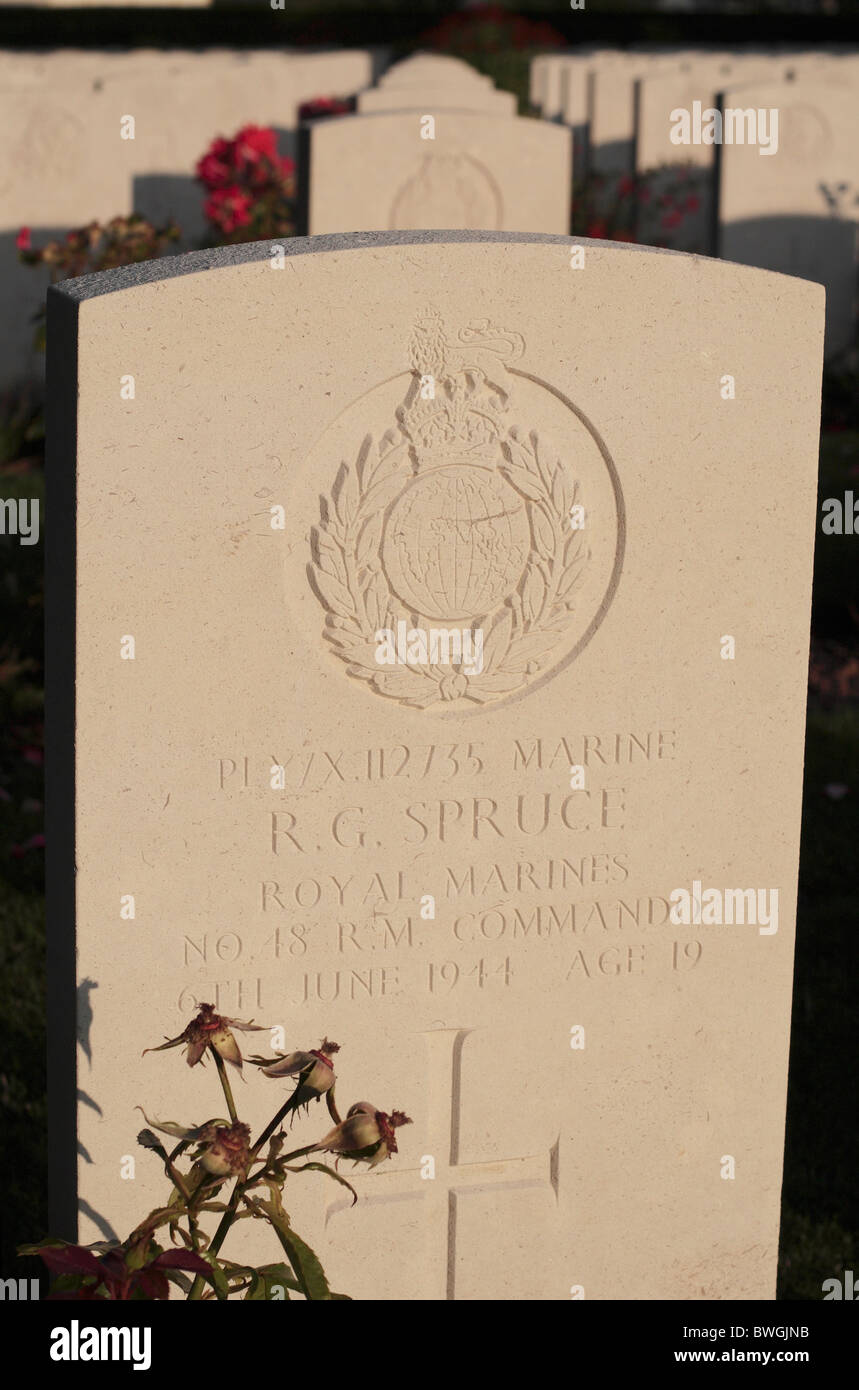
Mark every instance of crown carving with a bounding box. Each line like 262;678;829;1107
398;308;525;471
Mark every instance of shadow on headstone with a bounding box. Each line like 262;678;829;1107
637;165;715;257
78;1199;120;1246
133;173;204;248
719;214;858;359
0;227;62;394
295;124;311;239
589;139;635;179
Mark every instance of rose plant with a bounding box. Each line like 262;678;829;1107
21;1003;410;1300
16;216;180;350
195;125;296;244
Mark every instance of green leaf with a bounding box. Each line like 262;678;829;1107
258;1263;300;1295
127;1203;195;1246
257;1184;332;1301
18;1237;69;1257
272;1223;331;1301
244;1263;298;1300
200;1253;231;1302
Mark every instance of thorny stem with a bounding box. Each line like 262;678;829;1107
188;1064;322;1299
165;1158;193;1207
187;1139;318;1300
251;1089;305;1162
211;1046;238;1123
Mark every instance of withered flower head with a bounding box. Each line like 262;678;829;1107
196;1120;252;1178
312;1100;412;1169
260;1038;340;1104
139;1112;251;1178
143;1002;266;1070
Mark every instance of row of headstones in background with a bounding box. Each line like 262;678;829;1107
53;228;823;1302
531;48;859;357
307;53;570;235
0;47;384;389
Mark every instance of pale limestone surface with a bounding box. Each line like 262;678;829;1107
632;59;795;255
307;112;571;234
538;51;610;120
51;230;823;1300
588;57;704;175
360;53;515;114
358;86;516;117
0;47;376;388
718;80;859;356
379;54;491;90
636;56;859;175
544;49;697;125
529;52;551;107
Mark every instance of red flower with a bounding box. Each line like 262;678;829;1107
685;194;700;213
617;176;635;198
196;124;295;241
204;185;253;236
661;210;684;231
234;124;277;164
233;125;279;185
298;96;353;120
16;227;31;251
195;137;234;190
585;221;607;239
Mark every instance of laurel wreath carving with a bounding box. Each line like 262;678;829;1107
308;425;590;709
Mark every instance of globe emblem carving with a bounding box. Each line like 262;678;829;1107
390;153;502;231
308;310;608;710
382;465;530;621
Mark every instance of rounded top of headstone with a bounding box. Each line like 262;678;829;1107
379;53;491;90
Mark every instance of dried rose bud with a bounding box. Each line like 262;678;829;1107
261;1038;340;1105
197;1120;252;1178
313;1101;412;1169
143;1002;266;1070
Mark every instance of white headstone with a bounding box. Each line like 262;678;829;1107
718;80;859;356
307;112;571;235
0;47;377;389
49;230;823;1300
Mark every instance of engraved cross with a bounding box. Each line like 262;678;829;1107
325;1027;559;1299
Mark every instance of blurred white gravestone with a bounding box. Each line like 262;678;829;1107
306;112;571;234
718;80;859;356
0;47;377;389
